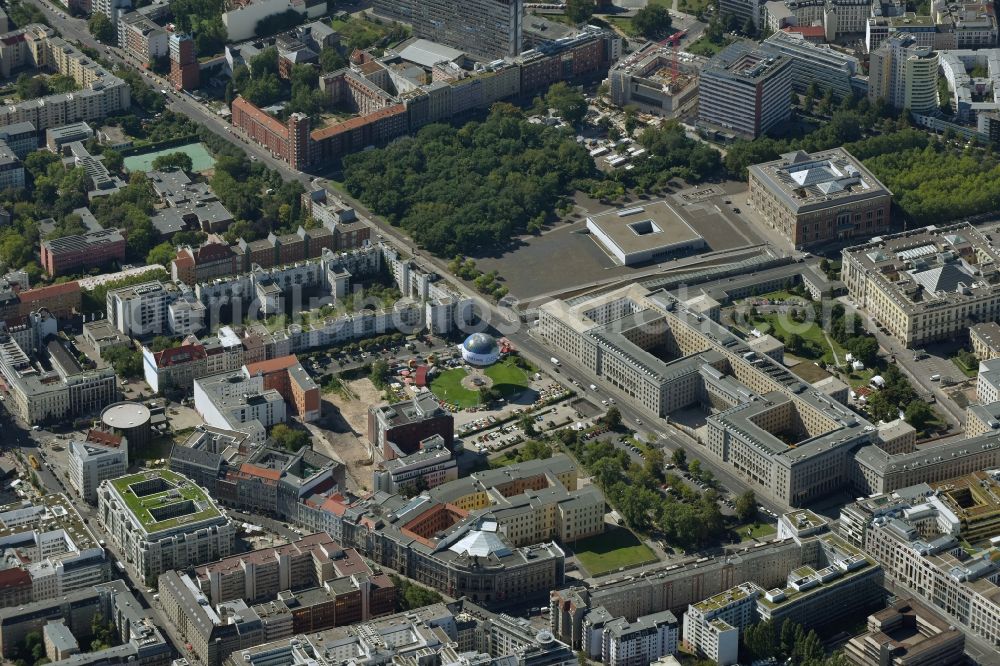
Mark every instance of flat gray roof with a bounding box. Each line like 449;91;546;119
587;200;703;256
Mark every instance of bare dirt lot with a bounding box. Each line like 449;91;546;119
310;378;386;493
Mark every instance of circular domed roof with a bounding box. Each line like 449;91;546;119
463;333;498;355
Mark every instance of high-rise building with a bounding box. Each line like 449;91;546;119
868;33;939;112
370;0;523;59
170;33;199;91
697;43;793;138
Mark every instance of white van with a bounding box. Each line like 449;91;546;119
930;374;941;381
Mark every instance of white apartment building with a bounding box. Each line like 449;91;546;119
97;470;236;586
69;438;129;503
868;33;939;113
0;494;109;602
107;281;169;338
602;611;679;666
978;358;1000;404
682;583;763;666
193;371;286;442
168;297;206;336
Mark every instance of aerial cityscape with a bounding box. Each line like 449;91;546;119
0;0;998;664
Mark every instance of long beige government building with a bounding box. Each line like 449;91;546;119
537;283;1000;508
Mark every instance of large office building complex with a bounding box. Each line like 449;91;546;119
0;310;119;426
537;282;1000;508
370;0;523;59
760;30;864;98
748;148;893;249
842;223;1000;346
697;43;792;138
840;475;1000;648
97;470;236;585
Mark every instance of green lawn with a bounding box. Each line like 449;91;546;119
737;522;777;541
952;357;978;378
112;470;221;532
686;36;733;57
429;360;530;409
430;368;479;408
751;315;846;365
572;527;658;576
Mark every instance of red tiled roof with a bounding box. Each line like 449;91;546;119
782;26;826;37
153;343;206;368
234;96;289;138
310;104;406;141
18;281;80;303
240;463;282;481
0;568;30;589
245;355;298;375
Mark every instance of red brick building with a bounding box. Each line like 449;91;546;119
368;393;454;460
310;104;408;166
169;33;199;91
14;281;82;324
245;355;321;421
40;229;126;277
231;97;311;170
171;242;240;286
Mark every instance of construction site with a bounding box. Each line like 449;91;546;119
608;36;705;118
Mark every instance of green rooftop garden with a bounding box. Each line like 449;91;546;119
111;470;221;533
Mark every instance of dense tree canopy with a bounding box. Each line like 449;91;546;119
151;152;194;172
88;13;115;43
632;5;673;38
343;103;595;256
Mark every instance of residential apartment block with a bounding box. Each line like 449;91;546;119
869;33;939;113
683;583;762;665
370;0;523;59
0;25;130;130
193;371;287;442
840;477;1000;648
697;43;792;138
170;426;344;521
232;27;618;169
841;224;1000;346
244;355;320;422
0;310;118;425
117;12;168;66
0;494;109;603
747;148;892;249
372;434;458;493
226;600;577;666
